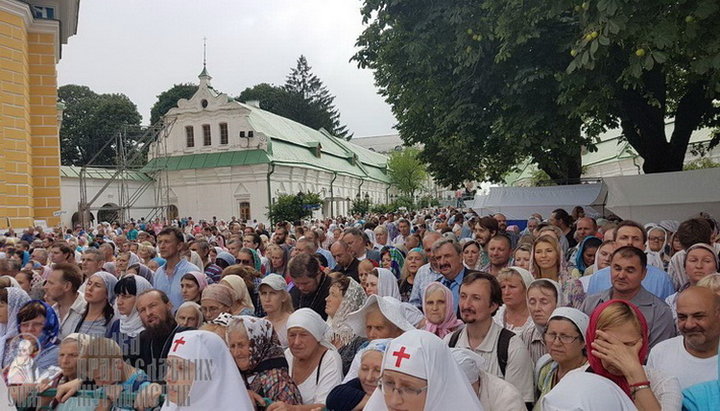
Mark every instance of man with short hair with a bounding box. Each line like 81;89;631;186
647;286;720;389
392;219;412;246
432;238;474;311
549;208;577;248
287;253;331;319
303;229;335;269
153;227;200;311
342;228;380;263
566;217;598;268
189;239;222;283
409;231;444;307
330;240;360;282
45;263;86;338
445;272;534;404
80;248;105;281
493;213;519;248
580;246;676;348
474;216;498;269
482;235;512;276
587;220;674;299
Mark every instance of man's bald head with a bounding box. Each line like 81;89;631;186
677;286;720;355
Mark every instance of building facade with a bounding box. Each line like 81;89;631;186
0;0;79;229
143;68;390;224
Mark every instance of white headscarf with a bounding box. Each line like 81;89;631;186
644;225;667;270
364;330;483;410
118;275;153;337
326;278;366;347
0;276;20;288
375;268;400;300
450;347;486;384
286;308;335;350
0;288;31;363
160;330;253;410
542;372;637;411
346;295;416;338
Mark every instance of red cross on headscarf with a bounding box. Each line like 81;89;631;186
392;346;411;367
172;336;186;352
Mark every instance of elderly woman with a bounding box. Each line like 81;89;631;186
325;274;367;374
7;300;61;388
222;264;263;316
36;333;94;410
587;300;681;410
399;248;424;302
645;225;670;270
270;308;343;410
364;330;482;409
180;271;208;304
534;308;590;409
422;282;463;338
665;243;719;319
220;274;255;316
200;284;236;322
521;279;561;364
226;316;303;407
493;267;535;334
75;271;117;336
531;235;585;308
107;275;153;351
175;301;204;328
326;339;390;410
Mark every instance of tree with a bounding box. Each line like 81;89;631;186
354;1;592;186
237;83;314;124
150;83;198;125
285;55;352;139
386;147;428;200
59;85;142;166
266;192;322;224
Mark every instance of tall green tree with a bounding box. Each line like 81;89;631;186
387;147;428;199
284;55;352;139
149;83;199;125
59;85;142;167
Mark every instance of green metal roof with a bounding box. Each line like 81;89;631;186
143;150;270;172
60;166;152;182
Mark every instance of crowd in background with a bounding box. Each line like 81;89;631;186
0;207;718;410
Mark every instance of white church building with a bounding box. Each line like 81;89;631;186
141;67;391;224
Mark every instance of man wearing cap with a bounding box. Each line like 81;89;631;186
586;220;674;299
288;253;332;320
580;246;676;348
647;286;720;389
445;272;534;404
330;240;360;282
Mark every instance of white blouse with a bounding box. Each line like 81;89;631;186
284;347;343;405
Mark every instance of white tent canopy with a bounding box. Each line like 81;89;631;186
604;168;720;224
468;183;607;220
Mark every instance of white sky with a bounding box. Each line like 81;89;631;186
56;0;397;138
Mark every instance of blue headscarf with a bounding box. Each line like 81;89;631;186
575;236;603;273
151;257;167;267
17;300;59;350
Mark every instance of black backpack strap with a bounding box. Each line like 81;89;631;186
448;328;463;348
497;328;514;377
316;349;328;385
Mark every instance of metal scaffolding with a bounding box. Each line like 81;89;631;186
77;118;176;228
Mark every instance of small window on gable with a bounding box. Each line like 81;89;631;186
248;130;254;138
240;131;246;138
220;123;229;145
185;126;194;148
203;124;211;146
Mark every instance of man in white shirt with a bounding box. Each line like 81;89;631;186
647;286;720;389
44;263;87;339
391;218;411;246
444;271;534;404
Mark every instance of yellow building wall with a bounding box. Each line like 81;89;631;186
0;7;60;229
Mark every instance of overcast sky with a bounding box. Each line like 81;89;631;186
57;0;397;138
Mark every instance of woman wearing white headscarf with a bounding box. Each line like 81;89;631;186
364;329;483;410
450;348;524;411
277;308;343;408
541;371;637;411
161;330;254;410
493;267;535;335
364;268;401;300
0;287;31;367
74;271;117;336
645;225;669;271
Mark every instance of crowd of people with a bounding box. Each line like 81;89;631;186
0;208;718;410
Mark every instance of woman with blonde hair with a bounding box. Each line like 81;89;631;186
493;267;534;334
531;235;585;308
258;274;293;347
587;300;681;410
398;248;424;302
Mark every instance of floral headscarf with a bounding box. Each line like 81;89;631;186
326;278;367;347
381;246;405;279
231;316;286;372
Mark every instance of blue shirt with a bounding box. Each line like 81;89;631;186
153;258;200;312
587;265;675;300
409;263;442;307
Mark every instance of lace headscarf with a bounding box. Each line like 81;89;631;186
326;278;366;347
